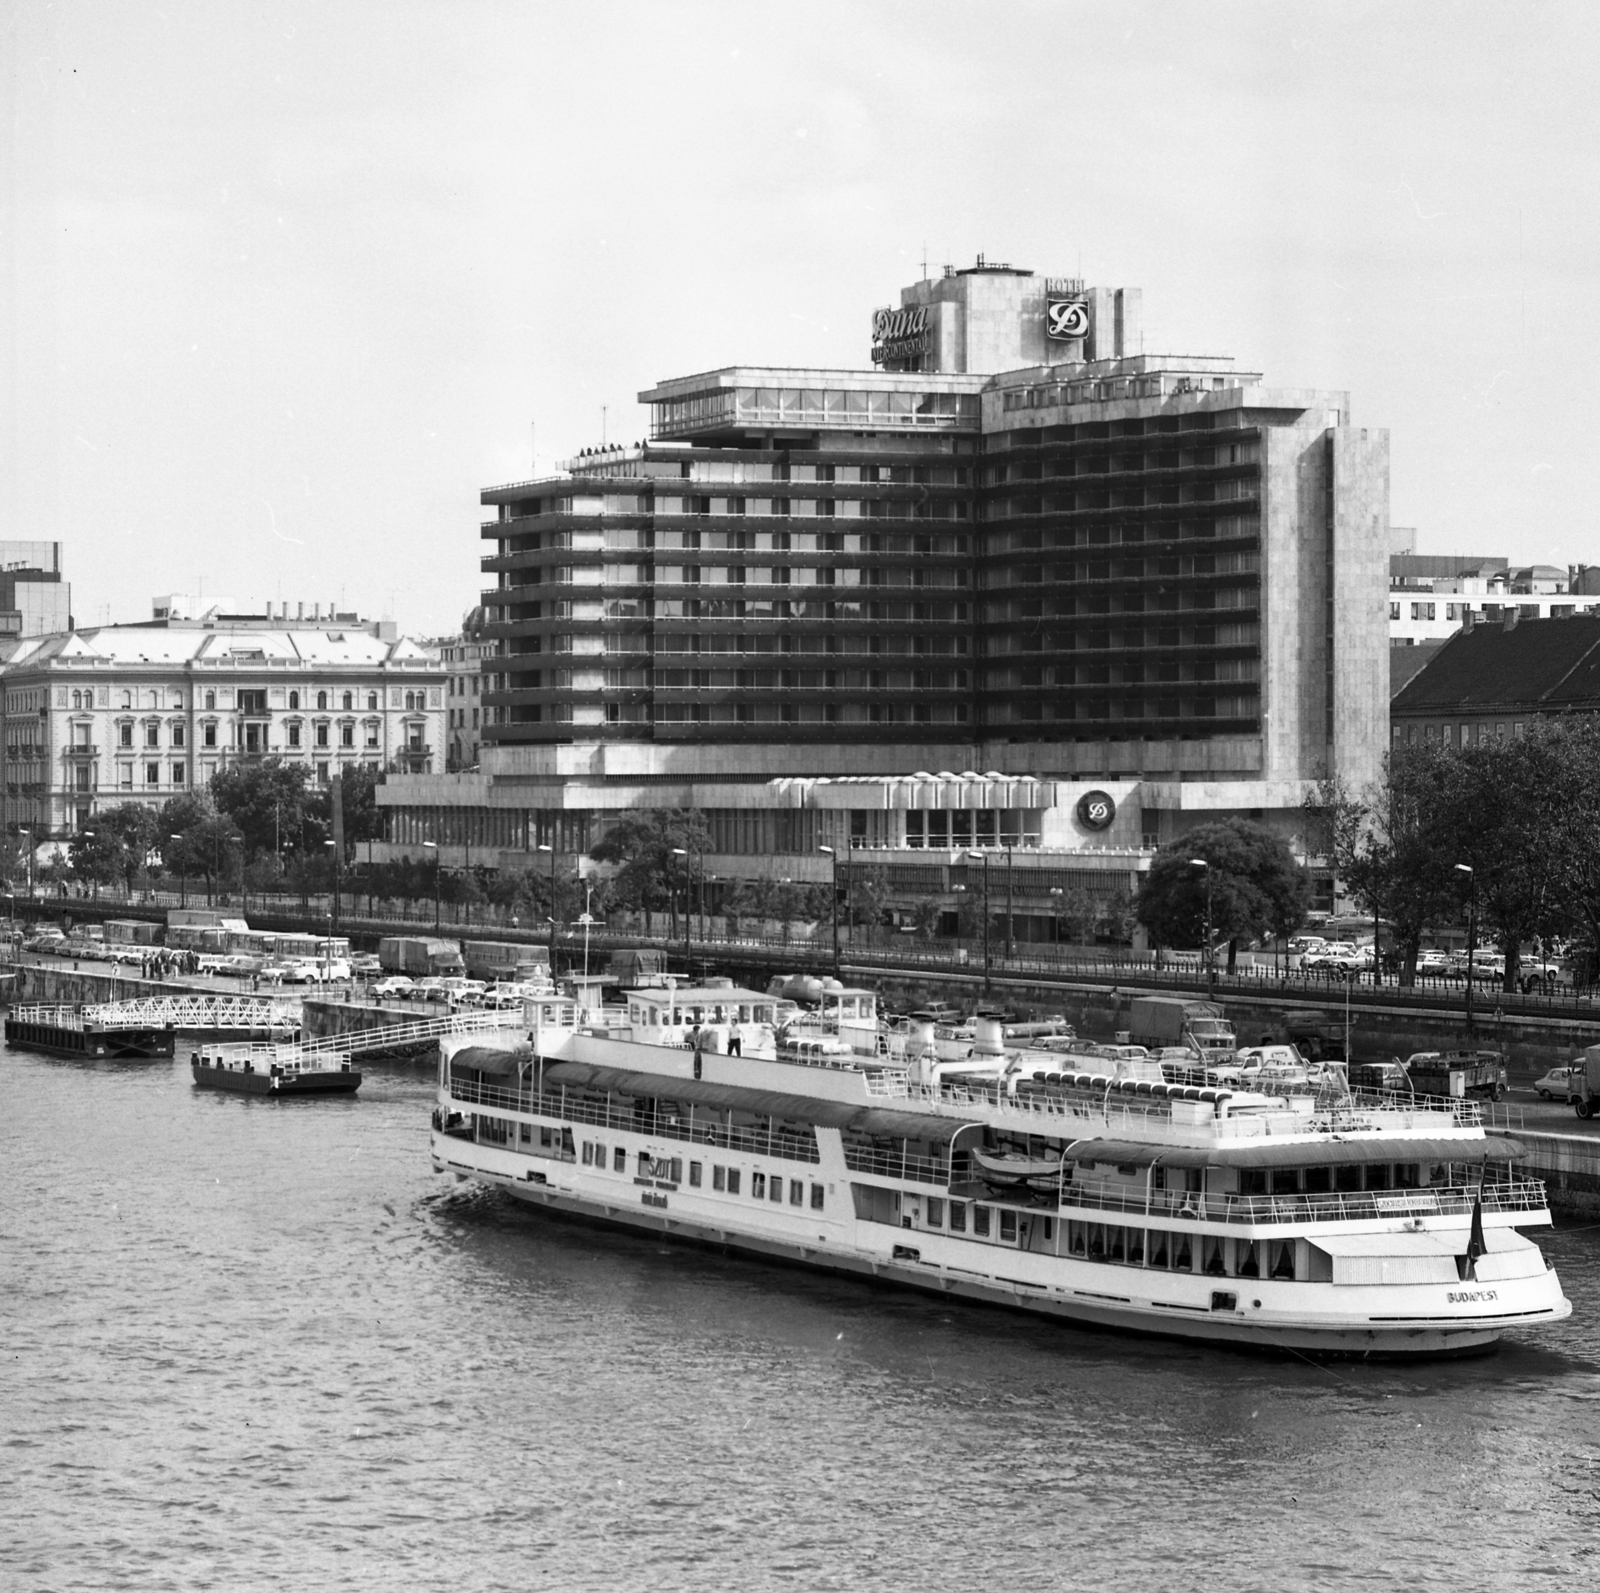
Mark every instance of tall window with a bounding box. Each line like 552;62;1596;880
288;690;300;710
342;692;353;710
317;691;328;711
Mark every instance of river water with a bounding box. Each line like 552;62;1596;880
5;1049;1600;1592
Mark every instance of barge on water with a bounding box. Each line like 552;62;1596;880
191;1050;362;1097
431;986;1572;1360
5;1003;177;1060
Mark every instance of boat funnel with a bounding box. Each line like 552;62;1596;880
972;1014;1006;1058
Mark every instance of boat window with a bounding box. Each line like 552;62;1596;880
713;1166;727;1191
949;1201;967;1233
1394;1163;1421;1190
1149;1232;1170;1269
1127;1230;1144;1265
999;1210;1018;1243
755;1005;772;1022
974;1205;992;1238
614;1147;627;1173
519;1123;532;1144
789;1179;803;1206
1365;1164;1391;1191
728;1170;741;1195
810;1184;825;1210
540;1126;555;1148
1107;1226;1125;1262
926;1197;944;1227
1202;1238;1227;1276
770;1177;783;1204
1173;1236;1193;1272
1242;1169;1268;1197
689;1161;702;1187
581;1143;593;1165
1236;1242;1260;1279
752;1172;766;1198
1270;1242;1296;1280
1334;1164;1362;1193
1271;1169;1300;1194
1151;1165;1166;1191
1303;1166;1331;1194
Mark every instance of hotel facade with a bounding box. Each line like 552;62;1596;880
378;261;1388;936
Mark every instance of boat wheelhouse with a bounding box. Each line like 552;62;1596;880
430;988;1571;1357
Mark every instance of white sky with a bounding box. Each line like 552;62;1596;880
6;1;1599;634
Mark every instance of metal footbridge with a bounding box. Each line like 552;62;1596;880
11;996;302;1035
201;1008;516;1070
83;995;303;1031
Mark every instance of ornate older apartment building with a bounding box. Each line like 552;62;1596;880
379;259;1388;931
2;605;445;837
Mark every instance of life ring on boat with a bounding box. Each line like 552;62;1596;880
1177;1199;1200;1220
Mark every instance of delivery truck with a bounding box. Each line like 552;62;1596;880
462;939;551;982
1127;995;1236;1066
1572;1045;1600;1119
377;936;465;977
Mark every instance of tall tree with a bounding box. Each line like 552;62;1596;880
588;809;711;927
207;759;319;863
1136;819;1310;968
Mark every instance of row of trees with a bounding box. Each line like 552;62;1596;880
19;762;385;902
1311;719;1600;990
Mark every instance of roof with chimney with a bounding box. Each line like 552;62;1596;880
1391;613;1600;717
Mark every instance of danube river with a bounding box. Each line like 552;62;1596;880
5;1049;1600;1591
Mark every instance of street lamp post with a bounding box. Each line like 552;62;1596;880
966;850;991;996
1456;862;1477;1038
671;847;691;971
818;845;839;974
1049;885;1064;952
422;840;440;933
1190;858;1215;1002
1005;843;1015;961
17;827;32;902
325;838;339;941
537;842;556;973
170;833;186;908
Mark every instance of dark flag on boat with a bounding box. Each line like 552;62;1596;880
1460;1190;1487;1281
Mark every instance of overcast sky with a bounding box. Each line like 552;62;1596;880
6;1;1599;635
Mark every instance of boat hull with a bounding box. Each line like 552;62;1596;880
432;1134;1565;1359
5;1017;176;1060
192;1058;361;1096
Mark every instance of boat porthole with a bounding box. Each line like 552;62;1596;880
1253;1300;1261;1308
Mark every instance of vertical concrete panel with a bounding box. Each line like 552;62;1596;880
1331;429;1389;796
1085;288;1117;362
1259;421;1328;785
1116;288;1143;356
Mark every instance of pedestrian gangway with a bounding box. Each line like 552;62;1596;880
207;1008;516;1069
81;995;303;1032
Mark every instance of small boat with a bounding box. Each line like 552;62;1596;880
970;1145;1063;1184
191;1051;361;1097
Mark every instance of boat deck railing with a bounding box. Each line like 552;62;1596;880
1060;1176;1549;1227
448;1075;823;1164
866;1076;1493;1145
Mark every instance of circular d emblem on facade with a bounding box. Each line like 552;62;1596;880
1076;789;1116;831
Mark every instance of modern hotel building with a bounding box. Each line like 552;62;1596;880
378;261;1388;935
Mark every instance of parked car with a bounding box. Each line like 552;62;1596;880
372;975;415;1000
1414;950;1450;976
1533;1065;1580;1101
22;932;66;955
1302;944;1366;973
350;953;381;976
409;977;452;1003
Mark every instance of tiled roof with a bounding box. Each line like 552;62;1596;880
1391;616;1600;714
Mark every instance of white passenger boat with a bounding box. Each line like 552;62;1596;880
430;986;1572;1358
